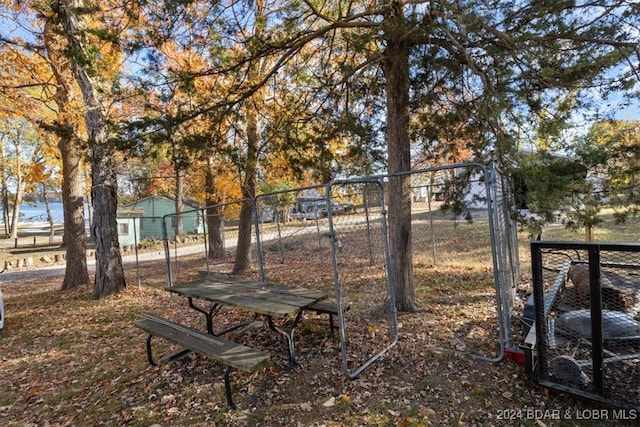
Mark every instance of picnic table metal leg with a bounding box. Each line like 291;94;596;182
267;310;304;371
144;334;191;366
187;299;261;337
223;366;237;410
188;298;222;335
145;335;157;365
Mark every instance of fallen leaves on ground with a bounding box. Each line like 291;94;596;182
0;256;625;427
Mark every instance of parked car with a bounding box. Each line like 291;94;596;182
314;200;349;216
290;198;356;220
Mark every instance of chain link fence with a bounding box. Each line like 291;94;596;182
404;163;514;361
255;184;332;286
163;199;263;286
159;162;518;375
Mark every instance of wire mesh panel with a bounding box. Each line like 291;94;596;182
327;179;397;378
407;164;506;361
138;216;165;241
530;241;640;410
489;165;520;354
492;165;520;311
162;206;206;286
254;185;333;286
163;199;262;287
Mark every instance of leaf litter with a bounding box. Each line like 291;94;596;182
0;254;628;426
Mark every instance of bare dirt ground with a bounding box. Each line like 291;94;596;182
2;245;635;427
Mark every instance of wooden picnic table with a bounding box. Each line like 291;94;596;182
166;273;327;369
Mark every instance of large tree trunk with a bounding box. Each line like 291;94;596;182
60;0;126;298
59;134;91;289
205;156;224;259
44;18;90;290
232;1;264;275
90;141;125;298
383;16;416;312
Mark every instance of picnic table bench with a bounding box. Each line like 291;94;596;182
305;299;350;336
136;314;270;409
136;274;347;408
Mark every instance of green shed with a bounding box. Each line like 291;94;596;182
121;195;202;240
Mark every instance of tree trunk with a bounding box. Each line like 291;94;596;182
9;161;24;240
8;134;24;240
233;199;254;274
89;140;126;298
232;111;259;275
40;187;55;243
44;18;90;289
232;0;265;275
60;0;125;298
0;146;9;236
9;182;22;240
59;134;90;289
205;157;224;259
174;165;184;237
383;22;416;312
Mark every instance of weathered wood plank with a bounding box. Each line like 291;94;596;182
166;278;327;318
136;315;270;371
306;300;349;315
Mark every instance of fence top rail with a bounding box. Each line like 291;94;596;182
531;240;640;252
162;198;257;220
334;162;491;183
158;162;496;219
398;161;490;178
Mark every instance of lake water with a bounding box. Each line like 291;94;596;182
18;202;65;223
3;202;70;225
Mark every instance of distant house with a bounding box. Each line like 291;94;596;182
116;207;144;247
121;195;202;240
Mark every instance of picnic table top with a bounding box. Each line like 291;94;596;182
166;273;327;318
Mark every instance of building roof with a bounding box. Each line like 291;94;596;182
116;207;144;217
121;195;200;209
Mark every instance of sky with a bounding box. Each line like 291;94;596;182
615;103;639;121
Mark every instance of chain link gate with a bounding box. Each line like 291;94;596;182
326;178;398;379
491;164;521;351
403;163;513;362
254;184;332;286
